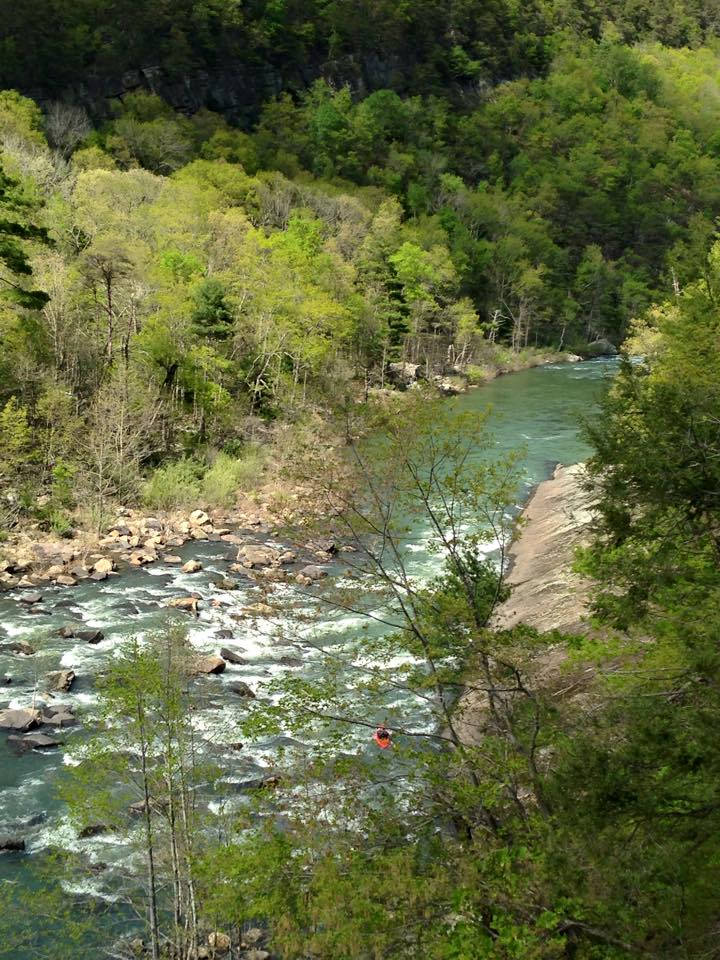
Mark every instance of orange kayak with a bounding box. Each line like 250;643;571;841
373;730;391;749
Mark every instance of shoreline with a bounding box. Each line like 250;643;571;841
0;350;584;593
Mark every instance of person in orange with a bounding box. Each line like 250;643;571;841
373;724;392;749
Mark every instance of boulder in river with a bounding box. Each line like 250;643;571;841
18;592;42;605
41;707;76;728
167;596;201;615
8;732;62;752
0;837;25;852
129;550;156;566
181;560;202;574
237;545;281;568
77;629;104;644
55;574;77;586
162;555;183;564
214;577;239;590
298;564;327;581
581;338;618;358
220;648;245;665
93;557;114;574
194;655;226;676
78;823;108;839
229;681;255;698
47;668;76;692
0;641;35;656
306;538;338;556
0;707;41;731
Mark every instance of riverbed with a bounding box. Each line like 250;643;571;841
0;359;615;954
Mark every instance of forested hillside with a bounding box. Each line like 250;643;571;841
4;26;720;528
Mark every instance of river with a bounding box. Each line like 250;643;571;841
0;359;615;955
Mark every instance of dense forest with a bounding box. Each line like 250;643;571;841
1;2;720;958
4;22;720;523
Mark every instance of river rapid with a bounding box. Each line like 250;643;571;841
0;359;615;954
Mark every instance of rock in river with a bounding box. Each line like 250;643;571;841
0;837;25;853
0;708;41;731
229;681;255;699
237;545;281;568
18;592;42;605
181;559;202;574
8;733;62;752
220;648;245;665
0;641;35;656
194;655;226;675
47;668;76;692
167;595;201;615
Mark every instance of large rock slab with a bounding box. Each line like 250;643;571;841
0;708;41;731
490;463;595;634
8;733;62;752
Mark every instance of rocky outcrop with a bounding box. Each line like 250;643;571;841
386;362;426;389
490;464;595;634
454;463;598;747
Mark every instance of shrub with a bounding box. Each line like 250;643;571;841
49;510;74;538
143;459;202;510
201;448;267;507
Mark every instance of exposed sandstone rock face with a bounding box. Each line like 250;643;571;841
490;463;595;635
455;464;598;747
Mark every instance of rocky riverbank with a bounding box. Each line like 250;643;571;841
0;351;590;595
